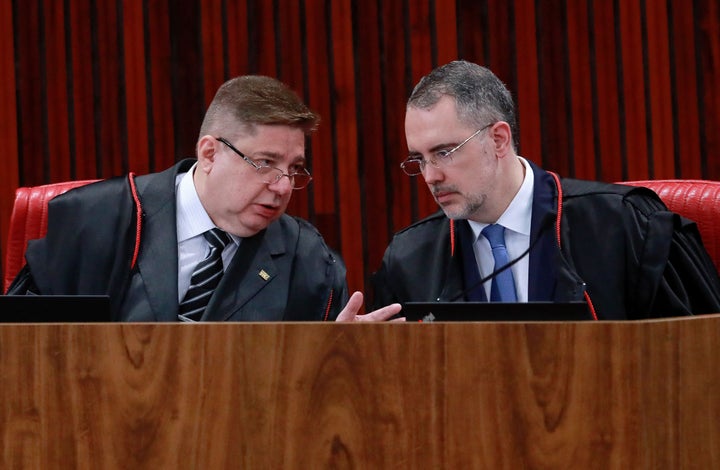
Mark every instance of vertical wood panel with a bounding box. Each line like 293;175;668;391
43;0;72;181
253;0;277;76
329;0;363;293
513;0;541;163
618;0;650;180
0;2;18;180
200;1;226;109
408;0;439;220
536;0;572;176
15;1;44;184
353;0;388;290
305;0;339;222
95;1;125;175
225;0;250;78
383;0;414;236
434;0;457;64
0;0;19;277
168;1;203;159
147;0;175;172
304;0;337;249
68;0;99;178
669;0;701;178
592;0;624;182
278;0;311;221
696;0;720;178
2;0;720;299
566;0;597;180
456;0;488;61
484;2;513;84
276;1;304;87
645;1;675;178
123;0;150;175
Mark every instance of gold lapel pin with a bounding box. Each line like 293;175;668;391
258;269;270;281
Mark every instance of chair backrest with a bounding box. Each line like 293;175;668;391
621;179;720;273
3;180;100;292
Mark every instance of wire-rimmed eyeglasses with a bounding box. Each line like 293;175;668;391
215;136;313;190
400;123;493;176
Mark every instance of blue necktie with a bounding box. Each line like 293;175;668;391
178;228;231;322
481;224;518;302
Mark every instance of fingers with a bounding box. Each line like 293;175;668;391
358;303;403;322
336;291;365;321
335;292;405;322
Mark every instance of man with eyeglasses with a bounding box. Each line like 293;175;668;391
7;75;401;323
371;60;720;319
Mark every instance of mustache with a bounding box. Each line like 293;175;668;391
431;184;458;196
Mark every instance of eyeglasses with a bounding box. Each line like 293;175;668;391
400;123;493;176
215;136;313;190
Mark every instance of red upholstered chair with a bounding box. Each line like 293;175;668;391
621;179;720;273
3;180;100;292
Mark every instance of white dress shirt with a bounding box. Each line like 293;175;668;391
175;164;239;301
467;157;534;302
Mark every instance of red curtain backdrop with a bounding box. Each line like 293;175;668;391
1;0;719;299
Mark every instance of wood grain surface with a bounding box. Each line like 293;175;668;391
1;317;719;469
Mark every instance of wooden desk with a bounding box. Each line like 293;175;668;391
1;317;719;468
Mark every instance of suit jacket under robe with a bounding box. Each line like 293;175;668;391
7;159;348;322
371;160;720;319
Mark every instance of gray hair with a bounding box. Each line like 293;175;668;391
199;75;319;140
408;60;518;150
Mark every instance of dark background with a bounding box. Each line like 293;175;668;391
1;0;718;298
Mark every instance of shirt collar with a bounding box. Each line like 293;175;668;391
468;156;534;238
176;164;223;243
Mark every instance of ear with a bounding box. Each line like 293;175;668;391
196;135;218;172
489;121;514;156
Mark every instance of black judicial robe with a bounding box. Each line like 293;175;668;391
7;159;348;322
371;161;720;319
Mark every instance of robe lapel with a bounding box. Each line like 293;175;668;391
202;229;284;321
457;220;488;301
436;222;470;302
527;166;559;301
133;173;182;321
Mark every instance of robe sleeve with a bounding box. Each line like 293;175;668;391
624;187;720;316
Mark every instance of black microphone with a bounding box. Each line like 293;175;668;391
442;212;555;302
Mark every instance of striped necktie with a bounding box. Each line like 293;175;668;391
481;224;518;302
178;228;231;322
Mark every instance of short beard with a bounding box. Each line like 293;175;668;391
438;191;486;220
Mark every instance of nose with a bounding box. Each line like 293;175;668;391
421;163;443;184
267;174;294;193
